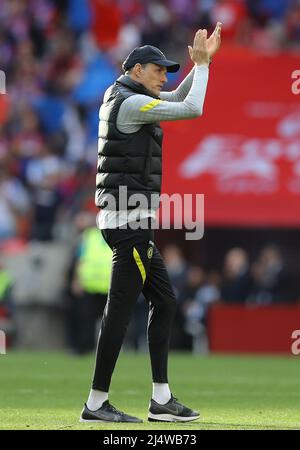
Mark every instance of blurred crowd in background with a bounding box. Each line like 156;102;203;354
1;0;300;354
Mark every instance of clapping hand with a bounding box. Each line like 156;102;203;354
206;22;222;58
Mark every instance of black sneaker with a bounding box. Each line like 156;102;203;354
148;395;200;422
79;401;143;423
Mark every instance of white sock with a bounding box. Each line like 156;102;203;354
86;389;108;411
152;383;171;405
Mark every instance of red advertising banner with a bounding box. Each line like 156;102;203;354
161;45;300;227
208;304;300;354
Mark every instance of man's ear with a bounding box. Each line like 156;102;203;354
134;63;143;78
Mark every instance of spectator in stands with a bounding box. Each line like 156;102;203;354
163;244;189;299
220;247;253;303
178;266;206;349
67;211;112;354
10;107;45;181
0;159;31;241
25;143;64;241
181;269;221;353
284;0;300;47
141;0;173;50
245;0;290;51
248;244;292;305
89;0;122;51
246;0;290;26
211;0;248;42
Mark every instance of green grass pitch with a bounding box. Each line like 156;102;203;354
0;351;299;430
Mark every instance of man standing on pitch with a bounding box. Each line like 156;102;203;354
80;23;222;423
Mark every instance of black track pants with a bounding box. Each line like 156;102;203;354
91;222;177;392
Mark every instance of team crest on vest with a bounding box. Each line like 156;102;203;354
147;246;153;259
